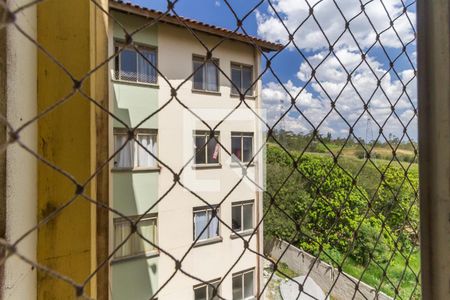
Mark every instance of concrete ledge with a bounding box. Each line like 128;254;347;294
266;239;392;300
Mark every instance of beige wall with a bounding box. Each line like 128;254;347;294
2;1;37;299
156;24;264;300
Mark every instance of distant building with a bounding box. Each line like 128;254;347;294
109;1;281;299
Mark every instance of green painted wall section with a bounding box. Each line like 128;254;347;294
112;172;159;216
112;11;158;46
111;12;160;300
112;257;158;300
112;83;159;129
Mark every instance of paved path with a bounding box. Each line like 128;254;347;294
280;276;330;300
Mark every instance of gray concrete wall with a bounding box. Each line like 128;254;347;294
266;239;392;300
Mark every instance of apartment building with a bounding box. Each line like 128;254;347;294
109;1;281;299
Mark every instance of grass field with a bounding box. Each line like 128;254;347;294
265;140;420;299
321;249;421;299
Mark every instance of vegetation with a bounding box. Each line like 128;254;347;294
264;132;420;299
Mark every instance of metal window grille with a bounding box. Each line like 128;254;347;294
0;0;424;299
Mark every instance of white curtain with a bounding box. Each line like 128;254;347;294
205;62;217;91
115;134;133;168
195;211;208;240
137;134;157;168
115;222;131;257
208;212;219;238
138;50;156;83
138;219;156;252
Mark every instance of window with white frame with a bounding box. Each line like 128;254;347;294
231;132;253;163
231;63;253;96
194;131;220;165
114;214;158;259
232;269;254;300
114;129;158;169
232;201;254;233
194;279;221;300
193;56;219;92
193;207;220;241
114;43;157;84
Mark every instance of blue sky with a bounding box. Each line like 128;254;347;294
132;0;417;141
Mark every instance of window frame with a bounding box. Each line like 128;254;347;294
230;62;254;96
193;131;221;166
192;55;220;92
232;268;255;300
114;41;158;85
231;200;254;234
113;213;158;261
193;278;221;300
231;132;254;163
113;128;159;170
193;206;221;242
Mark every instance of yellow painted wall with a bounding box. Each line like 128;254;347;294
37;0;108;298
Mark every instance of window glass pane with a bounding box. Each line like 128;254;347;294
195;135;206;164
194;286;207;300
120;48;137;81
115;221;132;257
207;211;219;238
193;59;204;90
207;137;219;164
137;49;157;83
205;61;218;91
232;206;242;231
232;275;243;300
114;46;120;79
242;136;253;163
243;272;254;299
243;204;253;231
231;136;242;162
231;66;241;94
137;134;157;168
242;66;253;95
211;281;220;300
194;211;208;240
114;222;124;257
138;218;156;252
114;133;134;168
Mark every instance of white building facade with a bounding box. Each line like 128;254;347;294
109;2;281;299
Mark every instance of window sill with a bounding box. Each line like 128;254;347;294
230;93;256;100
112;79;159;89
111;250;159;264
112;166;161;173
192;163;222;170
230;229;254;239
191;89;222;96
229;163;255;168
193;236;223;248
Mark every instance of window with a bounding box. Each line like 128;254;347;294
114;214;158;259
193;56;219;92
193;207;220;241
194;279;220;300
232;201;254;232
231;63;253;96
194;131;220;165
231;133;253;163
232;269;254;300
114;129;158;169
114;43;157;84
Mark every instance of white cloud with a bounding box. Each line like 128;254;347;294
262;49;417;139
256;0;416;51
258;0;417;140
